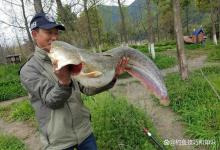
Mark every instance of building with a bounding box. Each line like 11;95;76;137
5;54;21;64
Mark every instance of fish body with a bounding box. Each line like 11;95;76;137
49;41;170;106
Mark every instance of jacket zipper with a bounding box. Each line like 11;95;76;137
66;101;79;143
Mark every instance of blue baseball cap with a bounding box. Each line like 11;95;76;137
30;13;65;31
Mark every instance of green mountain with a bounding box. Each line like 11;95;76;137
97;0;147;32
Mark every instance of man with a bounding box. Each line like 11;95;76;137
20;12;128;150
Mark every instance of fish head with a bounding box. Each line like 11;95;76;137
49;41;114;86
49;41;82;75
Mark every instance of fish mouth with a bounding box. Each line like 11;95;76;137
67;63;83;76
62;63;103;78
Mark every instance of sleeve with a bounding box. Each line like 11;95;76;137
78;77;117;96
20;65;72;109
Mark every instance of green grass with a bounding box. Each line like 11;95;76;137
184;43;203;50
165;66;220;150
208;48;220;62
0;94;167;149
130;45;148;53
0;64;27;101
83;92;166;150
0;100;35;122
0;133;26;150
152;54;177;69
130;42;176;53
155;41;176;47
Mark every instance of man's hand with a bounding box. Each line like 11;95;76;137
54;65;72;86
115;57;130;78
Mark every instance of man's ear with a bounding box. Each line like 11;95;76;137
31;30;38;39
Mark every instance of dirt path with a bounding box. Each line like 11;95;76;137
0;96;41;150
0;119;41;150
110;82;203;150
0;96;28;107
0;55;210;150
161;55;207;76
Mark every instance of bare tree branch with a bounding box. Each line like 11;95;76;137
3;0;21;7
0;20;25;29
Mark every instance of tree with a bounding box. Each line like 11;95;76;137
181;0;191;34
56;0;77;43
158;0;174;40
117;0;128;43
146;0;155;59
21;0;34;51
33;0;43;13
173;0;188;80
196;0;218;45
83;0;96;48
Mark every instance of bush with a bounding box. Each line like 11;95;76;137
0;133;26;150
83;92;162;150
165;66;220;150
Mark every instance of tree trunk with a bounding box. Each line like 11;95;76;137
83;0;95;48
156;0;160;42
117;0;128;43
173;0;188;80
186;5;189;34
56;0;68;28
210;0;218;45
94;7;102;51
33;0;43;13
218;0;220;43
146;0;155;59
21;0;34;51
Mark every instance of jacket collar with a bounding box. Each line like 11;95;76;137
34;46;51;61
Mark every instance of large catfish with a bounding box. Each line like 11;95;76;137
48;41;170;106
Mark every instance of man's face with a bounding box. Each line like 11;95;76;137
32;28;59;52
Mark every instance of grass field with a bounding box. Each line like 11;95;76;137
165;66;220;150
0;64;26;101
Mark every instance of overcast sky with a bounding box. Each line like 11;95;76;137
0;0;135;47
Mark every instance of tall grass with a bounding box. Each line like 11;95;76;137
83;92;163;150
165;66;220;150
0;94;166;149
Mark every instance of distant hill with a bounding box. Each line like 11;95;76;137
97;0;207;35
97;0;147;32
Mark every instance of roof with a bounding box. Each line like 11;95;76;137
192;28;204;36
6;54;21;58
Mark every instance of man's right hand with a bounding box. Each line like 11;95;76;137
54;65;72;86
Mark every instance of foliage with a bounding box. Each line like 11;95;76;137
0;133;26;150
165;66;220;150
0;100;35;122
0;64;27;101
83;92;163;150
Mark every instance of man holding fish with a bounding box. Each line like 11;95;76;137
20;12;128;150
